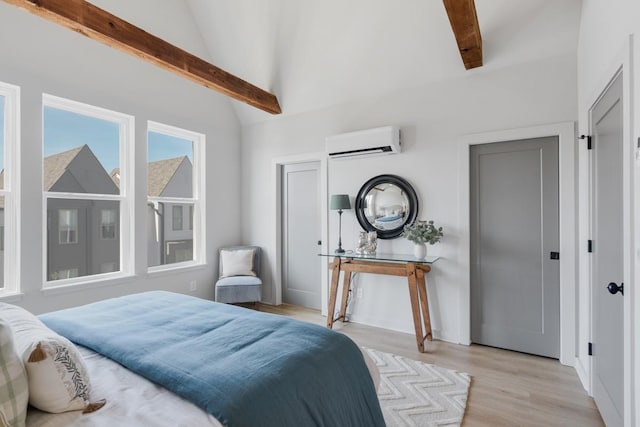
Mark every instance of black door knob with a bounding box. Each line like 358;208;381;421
607;282;624;296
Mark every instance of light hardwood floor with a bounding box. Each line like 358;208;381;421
259;303;604;427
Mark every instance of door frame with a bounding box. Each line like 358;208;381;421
272;152;328;313
458;121;576;366
580;35;635;426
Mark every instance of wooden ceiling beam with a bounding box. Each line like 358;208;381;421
443;0;483;70
3;0;282;114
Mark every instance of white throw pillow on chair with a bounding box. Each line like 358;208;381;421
220;249;256;278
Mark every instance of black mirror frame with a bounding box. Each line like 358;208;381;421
355;174;419;239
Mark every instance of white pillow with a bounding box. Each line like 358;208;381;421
220;249;256;278
0;318;28;427
0;303;105;414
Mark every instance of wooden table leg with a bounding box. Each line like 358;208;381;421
338;270;352;321
406;262;425;353
326;257;341;328
416;268;432;341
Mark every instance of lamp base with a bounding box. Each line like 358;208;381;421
334;248;345;254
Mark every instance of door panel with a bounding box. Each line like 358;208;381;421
471;136;560;358
282;162;321;309
591;72;624;427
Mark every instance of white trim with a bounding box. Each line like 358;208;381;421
41;272;138;295
272;152;328;313
146;121;206;269
575;356;590;393
578;37;636;427
45;192;123;201
582;37;635;427
0;81;20;296
41;94;135;287
458;121;576;366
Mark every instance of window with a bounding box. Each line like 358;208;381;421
0;81;19;295
101;209;117;240
43;95;133;285
58;209;78;244
172;205;183;231
147;121;204;269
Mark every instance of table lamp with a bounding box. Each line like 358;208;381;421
330;194;351;254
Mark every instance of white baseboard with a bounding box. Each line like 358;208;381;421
574;356;591;394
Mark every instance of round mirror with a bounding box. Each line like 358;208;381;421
355;174;419;239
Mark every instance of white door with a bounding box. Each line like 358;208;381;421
591;72;624;427
282;162;321;309
470;136;560;358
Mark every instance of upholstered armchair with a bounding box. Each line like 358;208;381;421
214;246;262;307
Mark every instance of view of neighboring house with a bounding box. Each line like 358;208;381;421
45;145;120;280
112;154;194;268
16;144;194;281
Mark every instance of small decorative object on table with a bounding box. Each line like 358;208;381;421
356;231;377;255
401;220;444;259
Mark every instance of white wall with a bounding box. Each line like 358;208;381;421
0;2;242;313
576;0;640;424
242;54;577;343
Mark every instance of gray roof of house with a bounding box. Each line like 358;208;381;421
147;156;187;197
0;148;189;210
43;145;84;191
112;156;188;197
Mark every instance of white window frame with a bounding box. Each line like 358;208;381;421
100;208;117;240
42;94;134;288
147;121;205;272
0;81;20;296
58;208;78;244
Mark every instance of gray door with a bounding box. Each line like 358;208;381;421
282;162;321;309
470;137;560;358
591;72;624;427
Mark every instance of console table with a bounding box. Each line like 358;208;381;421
319;252;439;353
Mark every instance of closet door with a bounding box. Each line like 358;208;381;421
282;162;321;309
470;136;560;358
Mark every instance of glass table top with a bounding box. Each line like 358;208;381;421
318;251;439;264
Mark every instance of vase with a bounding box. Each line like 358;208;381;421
413;242;427;259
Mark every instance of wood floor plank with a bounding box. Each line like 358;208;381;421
259;303;604;427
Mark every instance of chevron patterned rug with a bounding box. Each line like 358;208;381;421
366;348;471;427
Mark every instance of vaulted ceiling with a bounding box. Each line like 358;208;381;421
88;0;582;125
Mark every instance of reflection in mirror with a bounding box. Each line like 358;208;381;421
355;175;418;239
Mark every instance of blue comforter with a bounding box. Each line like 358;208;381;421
40;291;385;427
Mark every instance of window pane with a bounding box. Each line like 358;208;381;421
47;199;120;281
43;106;120;195
58;208;78;244
100;208;117;240
147;201;194;267
172;205;183;230
147;131;193;198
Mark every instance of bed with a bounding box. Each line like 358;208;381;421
1;291;384;427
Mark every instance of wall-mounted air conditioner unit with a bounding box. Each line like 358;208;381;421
326;126;401;159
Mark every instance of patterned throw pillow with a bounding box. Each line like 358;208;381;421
0;302;105;414
0;318;28;427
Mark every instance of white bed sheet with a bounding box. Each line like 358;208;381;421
27;346;223;427
27;345;379;427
